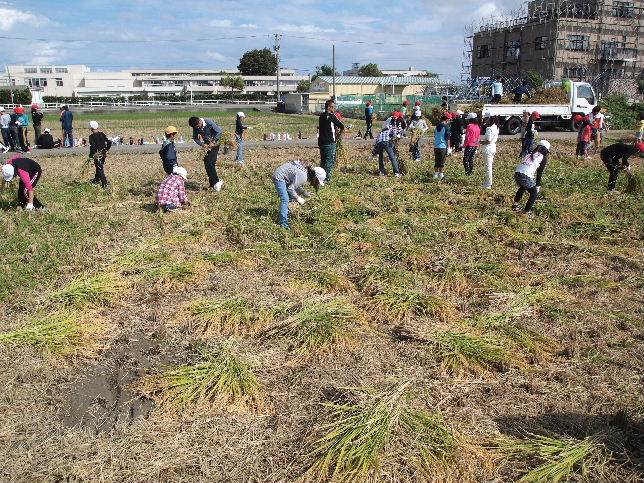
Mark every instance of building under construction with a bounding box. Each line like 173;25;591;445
466;0;643;96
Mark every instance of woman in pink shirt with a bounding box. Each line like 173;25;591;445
2;155;44;210
462;113;481;175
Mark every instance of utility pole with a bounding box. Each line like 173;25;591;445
274;33;281;107
332;43;336;100
6;66;14;104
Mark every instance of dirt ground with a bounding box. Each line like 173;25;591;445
0;135;643;482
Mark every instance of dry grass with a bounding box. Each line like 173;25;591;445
49;272;127;308
366;287;456;323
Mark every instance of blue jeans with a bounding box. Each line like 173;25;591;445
273;179;290;228
63;129;73;148
377;141;400;174
235;134;244;163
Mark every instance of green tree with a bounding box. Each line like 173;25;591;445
238;48;278;76
297;80;311;93
357;63;383;77
221;75;246;96
525;70;545;89
0;87;31;104
312;64;338;81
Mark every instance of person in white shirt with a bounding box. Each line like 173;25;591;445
407;111;429;162
491;75;504;103
512;140;551;215
0;107;12;152
590;106;605;150
480;114;500;189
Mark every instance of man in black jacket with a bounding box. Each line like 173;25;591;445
600;141;643;191
88;121;112;189
318;99;344;183
31;104;44;142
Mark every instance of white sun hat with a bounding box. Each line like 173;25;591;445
89;120;99;129
2;164;15;182
313;167;327;186
237;112;246;117
538;140;551;151
467;112;478;120
172;166;188;180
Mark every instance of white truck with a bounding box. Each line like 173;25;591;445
481;81;597;134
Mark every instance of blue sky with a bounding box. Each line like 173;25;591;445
0;0;516;80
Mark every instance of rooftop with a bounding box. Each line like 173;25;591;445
317;76;443;85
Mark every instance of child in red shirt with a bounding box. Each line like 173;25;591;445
576;115;593;159
463;113;481;175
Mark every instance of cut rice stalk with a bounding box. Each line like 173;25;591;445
430;331;508;374
50;272;126;308
265;298;359;354
306;382;457;482
0;311;110;358
184;297;274;337
366;287;455;323
498;433;610;483
139;342;262;413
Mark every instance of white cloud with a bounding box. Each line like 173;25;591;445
208;19;233;28
206;51;227;62
239;23;257;29
29;41;66;65
0;7;43;31
277;24;336;34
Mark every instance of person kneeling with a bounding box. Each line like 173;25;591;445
271;160;326;229
156;166;190;212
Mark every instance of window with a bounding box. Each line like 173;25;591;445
24;67;37;73
40;67;52;74
563;67;588;79
566;34;589;51
612;1;634;18
55;78;63;87
576;84;595;104
476;45;490;59
604;68;625;78
534;36;548;50
27;78;48;87
504;40;521;60
55;67;68;73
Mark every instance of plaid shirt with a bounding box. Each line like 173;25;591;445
377;127;402;143
156;174;187;207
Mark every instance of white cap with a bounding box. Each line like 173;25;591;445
2;164;15;182
456;110;464;115
89;121;99;129
172;166;188;180
313;167;326;186
0;106;4;112
467;112;478;120
483;112;491;118
539;140;551;151
237;112;245;117
44;128;51;133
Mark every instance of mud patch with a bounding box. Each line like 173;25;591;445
61;330;184;433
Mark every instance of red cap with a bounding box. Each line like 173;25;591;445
414;100;421;106
335;111;343;120
574;114;583;122
403;100;410;106
636;141;644;153
532;111;541;120
395;111;404;119
14;106;25;114
31;103;39;110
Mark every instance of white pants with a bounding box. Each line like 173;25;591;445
483;145;496;188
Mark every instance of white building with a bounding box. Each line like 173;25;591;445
342;63;430;77
3;65;307;98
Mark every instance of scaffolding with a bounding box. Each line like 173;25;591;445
461;0;643;98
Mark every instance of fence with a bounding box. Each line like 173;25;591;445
2;99;278;111
311;94;445;119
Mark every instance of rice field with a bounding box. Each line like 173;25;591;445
0;125;643;482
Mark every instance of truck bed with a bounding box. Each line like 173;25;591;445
482;104;571;118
